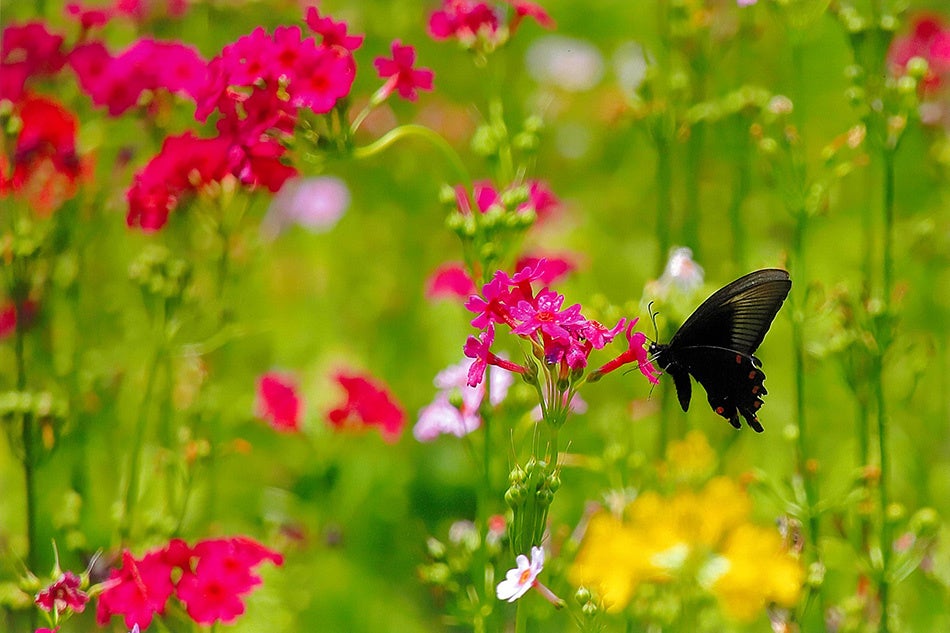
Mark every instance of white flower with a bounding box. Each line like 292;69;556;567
261;176;350;239
496;546;545;602
658;247;705;296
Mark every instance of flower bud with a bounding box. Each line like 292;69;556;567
906;56;929;80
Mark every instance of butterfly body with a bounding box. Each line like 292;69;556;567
650;269;791;432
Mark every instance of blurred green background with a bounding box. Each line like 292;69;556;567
1;1;949;631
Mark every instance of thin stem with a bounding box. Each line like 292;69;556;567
655;132;673;273
14;297;38;575
875;145;896;633
875;356;890;633
352;124;472;190
119;333;165;543
881;149;895;303
514;596;529;633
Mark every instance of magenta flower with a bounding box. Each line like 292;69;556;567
590;318;660;384
425;263;478;300
305;6;364;51
35;571;88;616
327;372;406;442
510;289;586;343
95;549;176;630
0;21;66;102
96;537;281;630
428;0;501;43
177;538;282;625
513;255;574;286
69;38;207;116
255;372;303;432
373;40;435;101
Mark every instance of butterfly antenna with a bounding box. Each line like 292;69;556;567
648;301;660;345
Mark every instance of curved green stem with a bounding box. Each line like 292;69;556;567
352;124;472;190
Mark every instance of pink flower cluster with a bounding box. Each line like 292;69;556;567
327;372;406;443
69;38;206;116
428;0;554;46
463;260;658;389
96;536;282;630
126;7;365;231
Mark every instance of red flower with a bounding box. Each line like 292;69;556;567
125;132;231;230
327;372;406;442
255;372;303;432
35;571;89;616
513;255;574;286
373;40;435;102
95;549;176;630
5;94;85;215
305;6;364;51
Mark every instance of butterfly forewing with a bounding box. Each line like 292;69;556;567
670;268;791;355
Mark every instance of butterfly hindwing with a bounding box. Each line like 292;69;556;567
652;269;790;432
674;346;767;432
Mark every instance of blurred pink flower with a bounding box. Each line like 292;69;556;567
888;14;950;94
262;176;350;239
255;372;303;433
425;263;477;300
374;40;434;102
305;6;364;51
414;357;514;441
95;550;176;630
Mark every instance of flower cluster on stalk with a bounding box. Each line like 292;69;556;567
463;259;658;428
96;536;282;629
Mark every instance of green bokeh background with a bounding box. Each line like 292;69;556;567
1;1;948;631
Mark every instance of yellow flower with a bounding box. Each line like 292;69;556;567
707;523;805;621
569;474;803;621
662;430;717;483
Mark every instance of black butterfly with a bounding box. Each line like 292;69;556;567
649;269;791;432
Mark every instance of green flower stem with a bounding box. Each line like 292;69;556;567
514;596;529;633
352;124;472;191
654;125;673;274
874;355;891;633
875;144;896;633
119;330;165;543
14;297;38;575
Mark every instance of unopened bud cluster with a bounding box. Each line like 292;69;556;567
505;457;560;554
